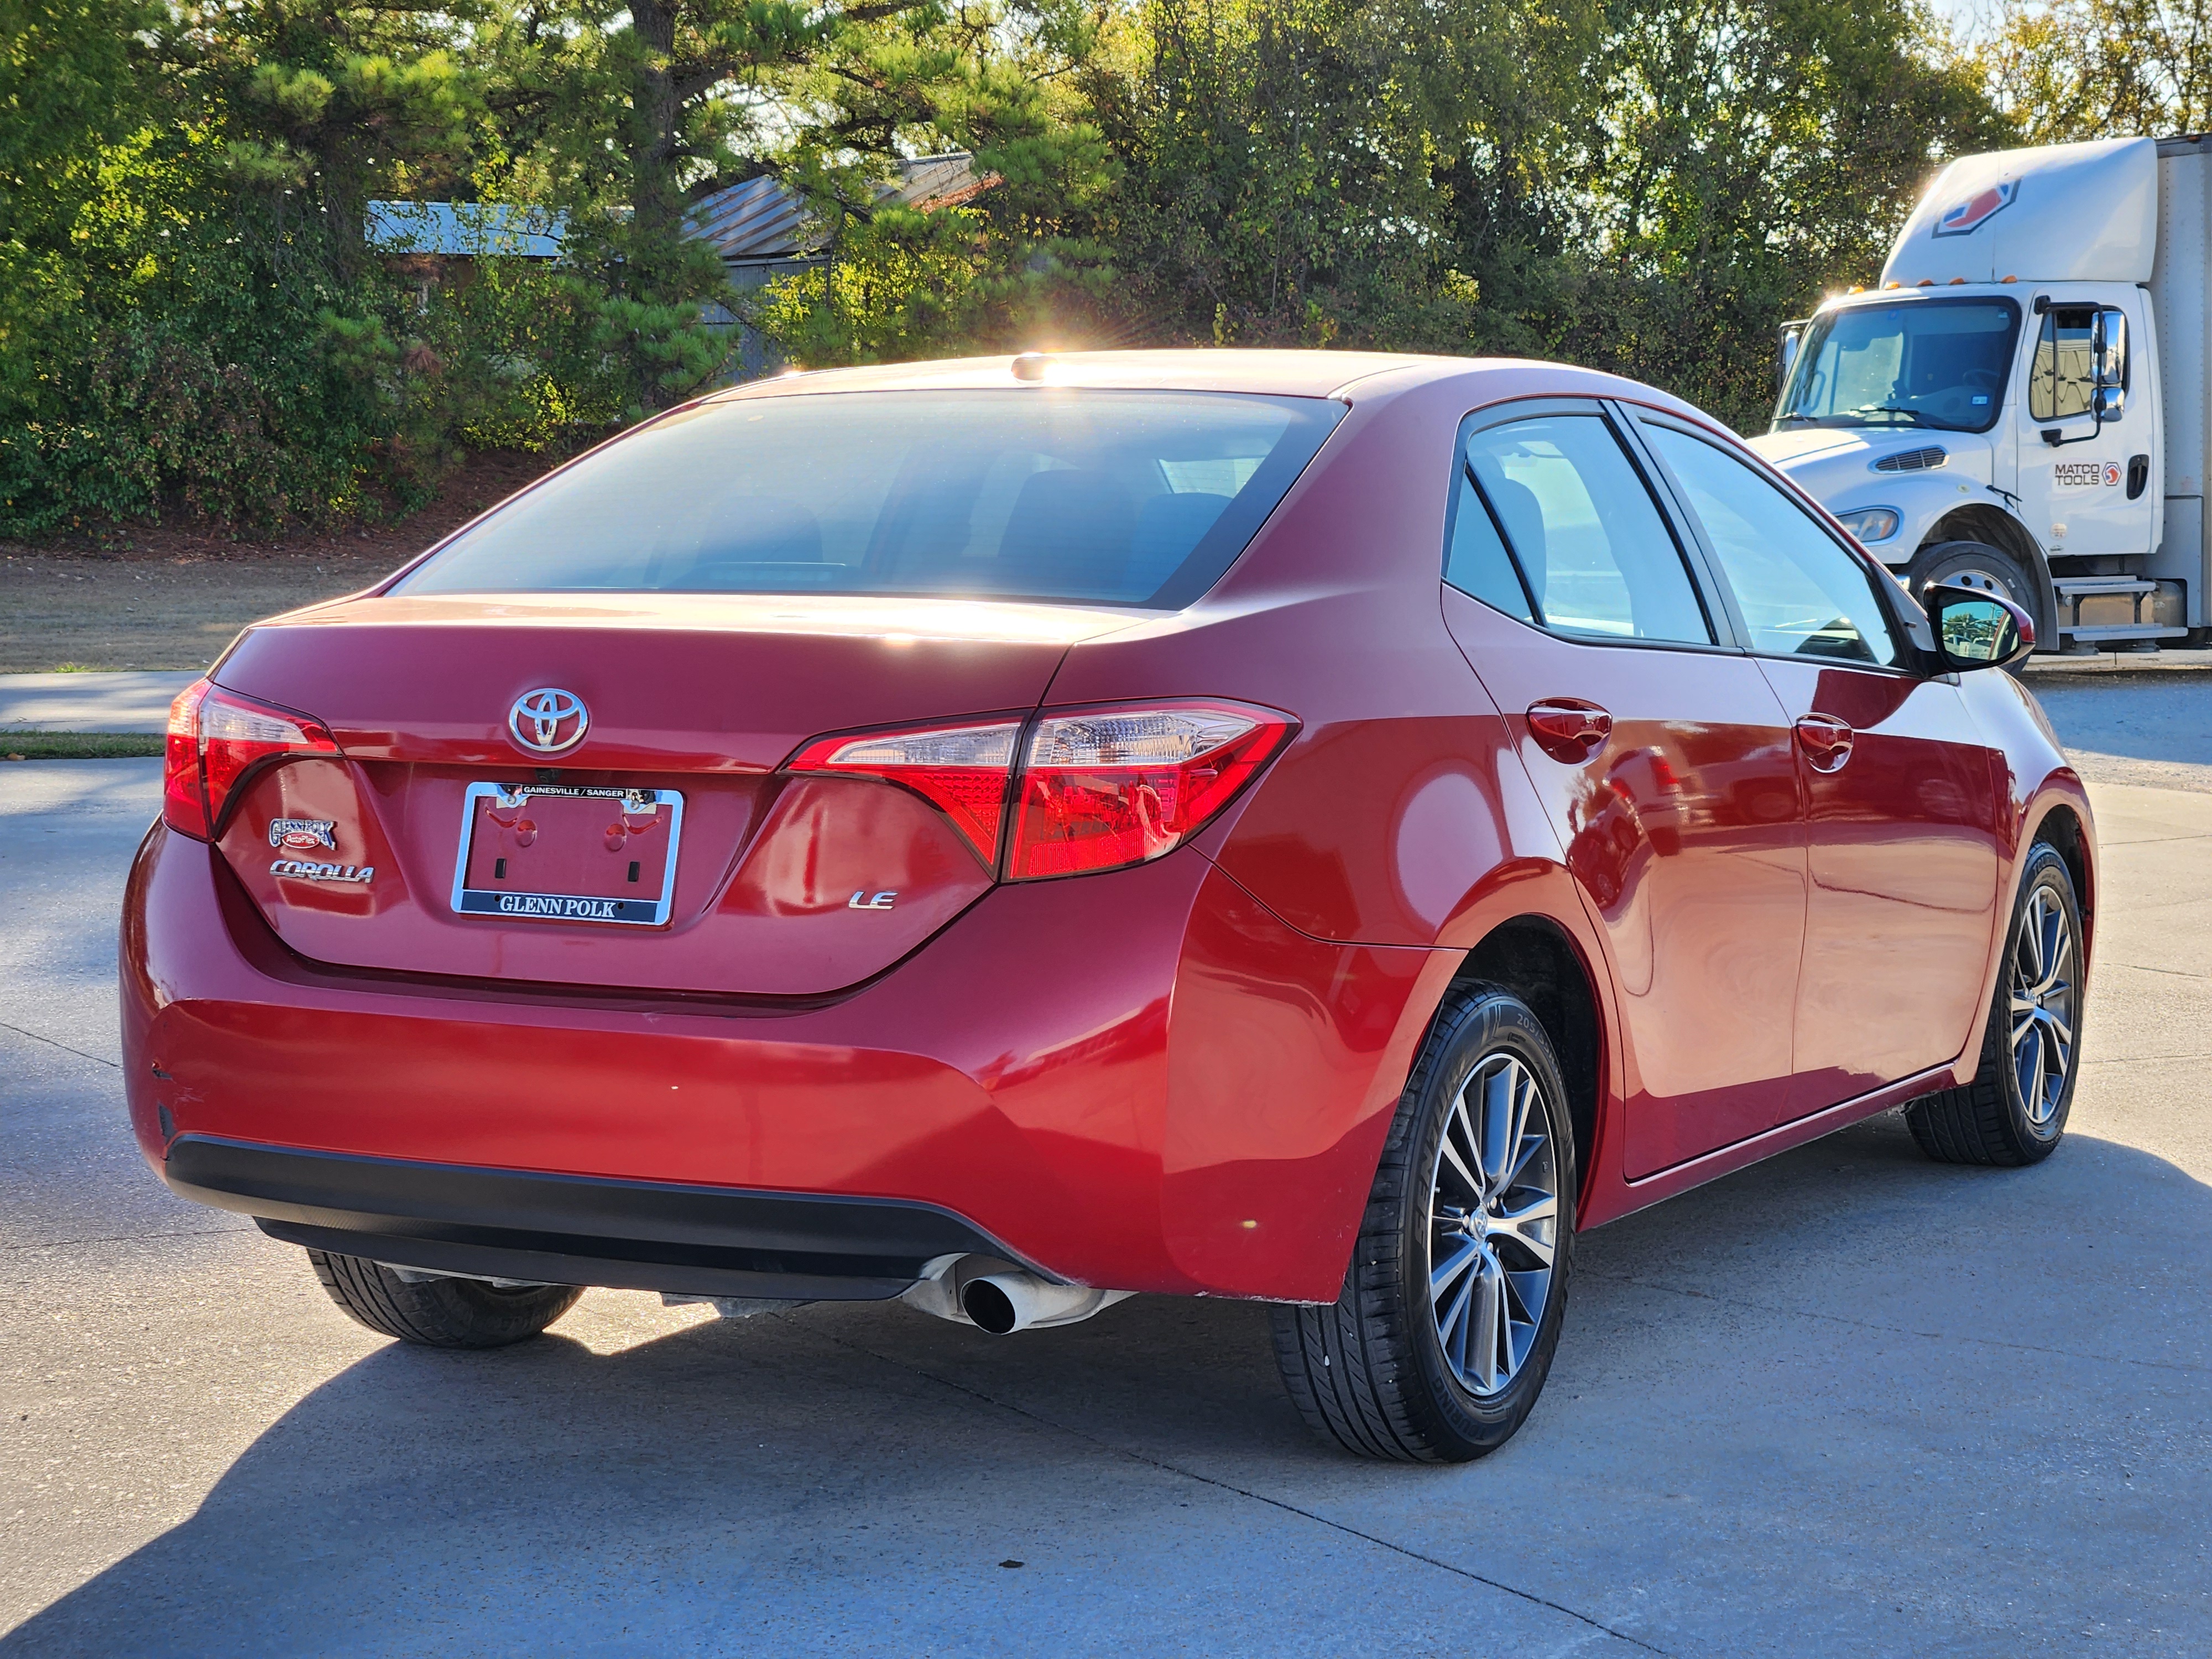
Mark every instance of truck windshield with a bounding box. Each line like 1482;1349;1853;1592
1774;298;2020;434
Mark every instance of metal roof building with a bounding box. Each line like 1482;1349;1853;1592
363;201;568;258
685;154;988;273
366;156;989;378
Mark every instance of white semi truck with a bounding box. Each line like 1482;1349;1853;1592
1753;134;2212;653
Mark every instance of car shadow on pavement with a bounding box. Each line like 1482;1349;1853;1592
9;1112;2212;1657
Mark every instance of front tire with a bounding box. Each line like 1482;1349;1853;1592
1906;843;2083;1166
1271;985;1576;1462
306;1249;583;1348
1907;540;2043;654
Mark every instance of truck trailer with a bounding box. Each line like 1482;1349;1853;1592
1752;134;2212;654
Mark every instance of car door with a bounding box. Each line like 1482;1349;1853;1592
1438;399;1808;1179
1636;415;2003;1119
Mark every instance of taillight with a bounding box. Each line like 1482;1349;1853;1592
787;719;1022;864
162;680;213;837
161;679;342;841
785;702;1294;879
1007;703;1293;879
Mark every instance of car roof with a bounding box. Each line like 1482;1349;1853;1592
705;349;1441;401
703;349;1717;425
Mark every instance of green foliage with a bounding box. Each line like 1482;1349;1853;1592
749;0;1123;366
1561;0;2006;427
0;0;2056;539
1972;0;2212;142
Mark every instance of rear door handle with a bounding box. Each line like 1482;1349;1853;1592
1793;713;1855;773
1526;698;1613;763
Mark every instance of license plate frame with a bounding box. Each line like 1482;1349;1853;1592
449;781;686;927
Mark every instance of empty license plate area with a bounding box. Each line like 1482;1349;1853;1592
450;782;685;926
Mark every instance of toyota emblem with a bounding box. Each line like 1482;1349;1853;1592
508;687;589;755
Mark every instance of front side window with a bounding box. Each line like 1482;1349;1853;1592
395;390;1344;609
2030;305;2126;422
1775;298;2020;435
1646;424;1902;667
1448;414;1714;645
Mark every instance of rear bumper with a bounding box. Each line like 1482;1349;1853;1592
165;1134;1025;1298
124;826;1453;1301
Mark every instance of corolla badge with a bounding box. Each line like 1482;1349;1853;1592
508;687;589;755
271;859;374;885
267;817;338;852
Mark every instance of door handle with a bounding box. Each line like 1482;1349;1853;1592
1793;713;1855;773
1526;699;1613;763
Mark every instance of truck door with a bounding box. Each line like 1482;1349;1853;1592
2016;296;2153;560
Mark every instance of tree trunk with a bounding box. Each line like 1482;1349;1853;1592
628;0;684;239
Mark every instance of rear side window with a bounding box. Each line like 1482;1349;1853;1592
1447;413;1714;644
1643;424;1902;667
395;390;1343;609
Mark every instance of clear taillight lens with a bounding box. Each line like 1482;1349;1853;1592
1007;702;1294;880
786;719;1022;864
161;679;341;841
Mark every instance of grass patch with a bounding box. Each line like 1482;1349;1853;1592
2;731;166;760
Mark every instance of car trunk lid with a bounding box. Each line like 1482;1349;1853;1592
205;593;1135;995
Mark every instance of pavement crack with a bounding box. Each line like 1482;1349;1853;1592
2080;1051;2212;1065
3;1225;253;1252
784;1319;1668;1655
1587;1275;2211;1376
2104;961;2210;982
0;1019;121;1070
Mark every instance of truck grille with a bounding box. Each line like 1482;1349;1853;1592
1873;446;1948;472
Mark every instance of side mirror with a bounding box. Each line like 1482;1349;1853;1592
2093;310;2126;419
1924;581;2035;672
1776;321;1804;393
2094;310;2125;385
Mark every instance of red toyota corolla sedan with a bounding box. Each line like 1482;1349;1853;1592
122;351;2093;1460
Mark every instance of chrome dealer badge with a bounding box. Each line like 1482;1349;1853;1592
266;818;370;884
267;818;338;852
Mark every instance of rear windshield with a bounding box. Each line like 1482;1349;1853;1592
395;389;1344;609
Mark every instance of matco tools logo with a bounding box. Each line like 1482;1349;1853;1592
508;687;589;755
2053;461;2119;489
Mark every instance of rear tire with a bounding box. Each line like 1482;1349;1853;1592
1906;843;2083;1166
1271;984;1576;1462
306;1249;583;1348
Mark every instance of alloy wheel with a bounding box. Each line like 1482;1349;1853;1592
1427;1052;1561;1398
2009;884;2077;1127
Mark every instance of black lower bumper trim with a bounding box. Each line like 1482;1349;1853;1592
165;1135;1035;1301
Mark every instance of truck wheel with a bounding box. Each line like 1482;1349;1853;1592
1270;985;1575;1462
306;1248;583;1348
1908;541;2043;649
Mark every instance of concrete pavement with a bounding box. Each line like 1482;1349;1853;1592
0;673;199;735
2;684;2209;1656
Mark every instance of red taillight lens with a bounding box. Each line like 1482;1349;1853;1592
1007;702;1294;880
160;680;341;841
787;719;1022;864
163;680;213;837
785;702;1294;879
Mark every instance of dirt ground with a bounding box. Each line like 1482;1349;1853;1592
0;451;555;672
